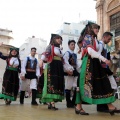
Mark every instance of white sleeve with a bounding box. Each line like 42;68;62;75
87;47;107;62
98;43;103;54
76;60;82;73
21;57;27;76
36;60;40;77
63;52;74;72
41;54;46;61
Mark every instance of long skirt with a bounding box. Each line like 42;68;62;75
0;69;19;101
37;59;64;103
76;56;116;104
37;73;44;100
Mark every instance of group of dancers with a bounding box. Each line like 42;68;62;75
0;21;120;116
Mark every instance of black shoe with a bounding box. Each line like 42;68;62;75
48;103;58;110
67;102;75;108
20;102;24;105
67;104;75;108
114;109;120;113
20;91;25;104
31;89;38;106
31;101;38;106
108;109;115;116
5;99;11;105
107;107;120;115
75;107;89;115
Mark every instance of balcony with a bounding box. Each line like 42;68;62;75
0;29;13;39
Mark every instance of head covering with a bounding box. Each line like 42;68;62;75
10;47;19;52
81;21;100;36
49;34;62;45
9;47;19;57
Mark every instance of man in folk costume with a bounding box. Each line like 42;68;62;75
20;47;40;105
97;32;119;113
63;40;80;108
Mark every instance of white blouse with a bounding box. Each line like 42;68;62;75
87;38;107;62
41;46;63;61
9;57;19;68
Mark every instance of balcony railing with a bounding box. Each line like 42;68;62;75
0;31;13;39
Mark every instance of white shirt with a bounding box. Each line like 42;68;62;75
87;39;107;62
63;49;81;72
41;46;63;61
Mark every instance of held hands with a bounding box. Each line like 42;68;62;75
39;59;43;67
20;76;25;80
67;70;73;76
105;59;111;66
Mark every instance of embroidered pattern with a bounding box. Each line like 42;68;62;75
84;58;114;99
47;64;64;95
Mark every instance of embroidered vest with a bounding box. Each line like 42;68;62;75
26;57;37;72
67;51;77;67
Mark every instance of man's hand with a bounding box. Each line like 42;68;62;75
67;70;73;76
20;76;25;80
105;59;111;66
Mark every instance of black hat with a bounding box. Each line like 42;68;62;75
49;34;62;44
9;47;19;57
81;21;100;36
10;47;19;52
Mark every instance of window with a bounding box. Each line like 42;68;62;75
69;37;74;40
110;12;120;31
115;27;120;37
75;30;78;35
21;48;25;51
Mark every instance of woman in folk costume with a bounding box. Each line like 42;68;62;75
40;34;64;110
0;43;21;105
75;22;119;115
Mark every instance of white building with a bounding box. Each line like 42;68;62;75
56;21;86;53
19;36;47;61
0;28;14;90
0;28;13;45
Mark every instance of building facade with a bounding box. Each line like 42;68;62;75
56;22;87;53
95;0;120;51
19;36;47;61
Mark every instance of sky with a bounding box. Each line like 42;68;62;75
0;0;97;47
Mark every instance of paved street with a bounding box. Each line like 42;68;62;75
0;98;120;120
